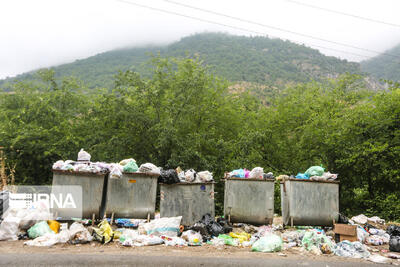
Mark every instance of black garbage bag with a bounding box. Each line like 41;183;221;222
190;222;211;242
201;213;224;237
387;225;400;237
158;169;180;184
389;236;400;252
217;217;233;233
190;214;225;241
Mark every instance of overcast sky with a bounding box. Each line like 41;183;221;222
1;0;400;79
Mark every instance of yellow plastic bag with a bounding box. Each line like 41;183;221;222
93;219;114;244
47;220;60;234
229;232;251;243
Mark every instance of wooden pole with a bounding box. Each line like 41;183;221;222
0;147;6;190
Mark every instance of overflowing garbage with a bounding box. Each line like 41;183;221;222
0;197;398;265
294;166;338;181
2;155;398;265
52;149;213;184
225;167;274;179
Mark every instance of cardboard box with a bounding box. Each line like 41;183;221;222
339;234;358;242
334;224;358;242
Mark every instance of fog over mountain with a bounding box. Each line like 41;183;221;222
1;0;400;79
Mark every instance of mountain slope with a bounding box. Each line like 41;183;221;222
0;33;361;89
361;44;400;82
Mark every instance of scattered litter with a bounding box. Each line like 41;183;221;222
334;241;370;258
162;236;187;246
301;230;334;254
368;254;391;264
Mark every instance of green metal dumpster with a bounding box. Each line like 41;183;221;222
105;172;158;219
280;178;339;226
52;170;107;219
160;182;215;226
224;178;274;225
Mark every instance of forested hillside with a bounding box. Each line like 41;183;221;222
1;57;399;219
0;33;361;89
361;43;400;82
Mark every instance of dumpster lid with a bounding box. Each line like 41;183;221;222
223;177;275;182
122;172;160;177
52;169;106;177
280;178;339;184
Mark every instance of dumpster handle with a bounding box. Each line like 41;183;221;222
282;176;286;193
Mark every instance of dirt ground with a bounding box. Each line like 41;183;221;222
0;240;398;265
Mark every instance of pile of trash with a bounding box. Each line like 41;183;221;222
52;149;212;183
0;199;399;265
158;168;214;184
225;167;274;179
294;166;338;181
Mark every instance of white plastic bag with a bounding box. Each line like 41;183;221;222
142;216;182;237
138;163;161;175
185;169;196;182
109;164;123;179
69;222;93;242
77;148;91;161
119;158;135;166
24;232;59;247
249;167;264;179
52;160;64;170
197;171;213;182
181;230;202;246
351;214;368;225
357;226;369;243
0;216;20;241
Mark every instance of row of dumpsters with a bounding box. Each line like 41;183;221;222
52;170;339;226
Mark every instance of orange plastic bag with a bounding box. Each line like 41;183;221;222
47;220;60;234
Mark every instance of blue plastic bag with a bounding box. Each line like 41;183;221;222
230;169;245;178
295;173;309;179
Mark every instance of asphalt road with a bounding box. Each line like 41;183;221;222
0;253;386;267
